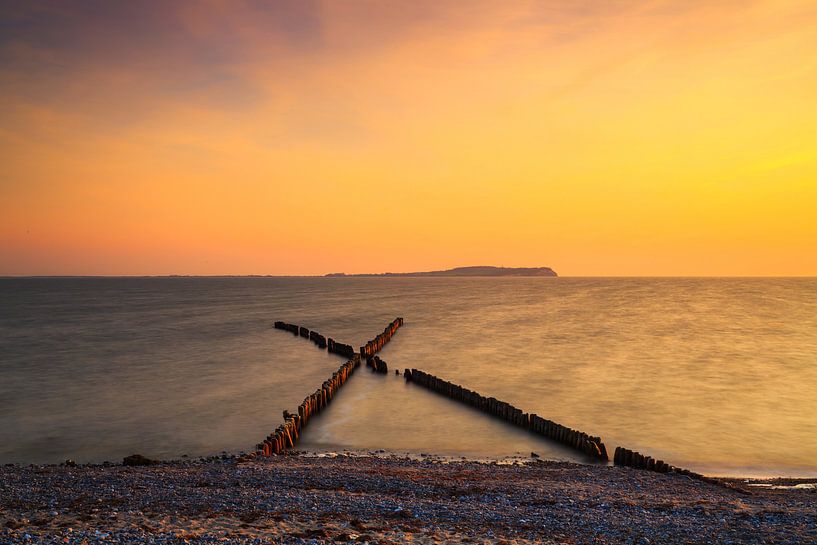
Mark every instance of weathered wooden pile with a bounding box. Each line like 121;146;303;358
256;354;361;456
268;318;721;482
613;446;729;484
308;330;327;349
613;447;670;473
258;318;407;456
366;355;389;374
273;321;299;336
274;321;327;349
404;369;608;461
327;338;356;358
360;317;403;357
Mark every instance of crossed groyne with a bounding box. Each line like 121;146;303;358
256;319;404;457
261;317;724;486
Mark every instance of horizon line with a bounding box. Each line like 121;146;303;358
2;274;816;279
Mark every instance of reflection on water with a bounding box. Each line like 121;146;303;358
1;277;816;477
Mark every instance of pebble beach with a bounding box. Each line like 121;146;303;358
2;453;815;545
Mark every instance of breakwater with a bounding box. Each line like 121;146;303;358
309;330;327;349
328;338;356;358
258;318;406;456
366;355;389;374
264;321;359;455
274;318;402;360
269;318;725;481
273;321;299;336
613;447;670;473
612;446;739;489
256;355;361;456
360;318;403;357
274;321;327;349
404;369;609;461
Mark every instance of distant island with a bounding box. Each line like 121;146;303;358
325;266;557;277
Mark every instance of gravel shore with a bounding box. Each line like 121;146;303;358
1;453;815;544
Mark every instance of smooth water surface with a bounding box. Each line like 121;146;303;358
1;277;815;477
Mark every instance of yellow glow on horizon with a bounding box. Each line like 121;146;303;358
1;1;816;275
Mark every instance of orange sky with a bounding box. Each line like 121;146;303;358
1;1;816;276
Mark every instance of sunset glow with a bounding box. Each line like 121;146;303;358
1;1;816;275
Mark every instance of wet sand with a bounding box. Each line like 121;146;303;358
1;453;815;544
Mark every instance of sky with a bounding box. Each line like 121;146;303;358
1;0;815;276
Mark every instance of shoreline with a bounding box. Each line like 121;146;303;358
2;452;815;544
5;447;817;482
6;446;815;481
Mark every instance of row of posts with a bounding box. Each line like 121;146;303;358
268;320;713;484
274;318;403;361
614;447;671;473
257;319;406;456
255;354;361;456
274;321;326;349
402;365;715;480
613;447;731;488
366;355;389;374
273;321;353;357
404;369;609;461
327;338;356;358
273;321;300;336
360;317;404;357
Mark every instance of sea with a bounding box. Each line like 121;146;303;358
1;277;815;478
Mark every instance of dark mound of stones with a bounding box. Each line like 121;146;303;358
123;454;156;466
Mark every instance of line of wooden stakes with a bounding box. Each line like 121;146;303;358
259;319;404;456
360;317;403;358
258;353;360;456
403;369;608;461
256;317;723;487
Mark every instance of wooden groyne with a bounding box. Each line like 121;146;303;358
360;317;403;357
275;318;402;359
270;317;738;486
612;446;741;490
274;321;328;350
269;317;743;488
327;338;356;358
405;369;608;461
309;330;327;349
366;355;389;374
273;321;299;336
256;354;361;456
258;319;408;456
264;320;361;456
613;447;670;473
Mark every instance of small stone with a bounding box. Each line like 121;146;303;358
123;454;156;466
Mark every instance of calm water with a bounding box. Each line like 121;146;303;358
1;277;815;477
